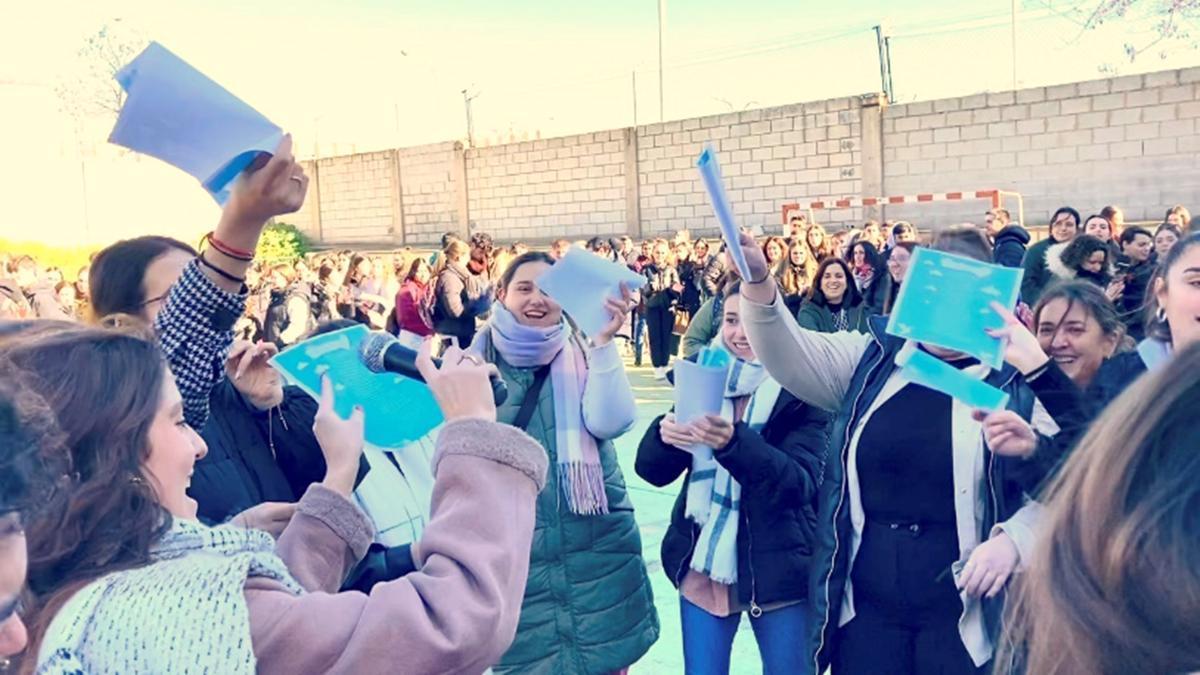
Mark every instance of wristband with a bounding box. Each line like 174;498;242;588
197;252;247;284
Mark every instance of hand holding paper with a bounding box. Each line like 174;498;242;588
673;349;731;461
535;248;646;339
985;301;1050;376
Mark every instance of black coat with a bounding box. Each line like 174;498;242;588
635;379;830;607
992;225;1031;269
191;381;415;592
1087;348;1150;416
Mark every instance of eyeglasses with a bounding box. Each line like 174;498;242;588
139;294;168;309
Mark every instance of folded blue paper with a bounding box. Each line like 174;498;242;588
673;354;731;462
697;145;753;280
535;247;646;338
271;325;444;447
886;247;1023;369
897;347;1010;411
109;42;283;205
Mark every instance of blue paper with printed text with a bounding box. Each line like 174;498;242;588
270;325;443;447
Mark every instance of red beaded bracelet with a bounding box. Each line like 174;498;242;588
206;232;255;261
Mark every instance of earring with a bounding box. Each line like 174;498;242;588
1156;307;1167;323
129;475;145;485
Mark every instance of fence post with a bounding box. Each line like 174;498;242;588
623;127;642;240
453;141;470;240
859;93;886;222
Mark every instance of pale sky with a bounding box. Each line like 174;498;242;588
2;0;1197;247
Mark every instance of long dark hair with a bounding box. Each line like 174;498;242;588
999;341;1200;675
809;257;861;308
0;373;63;521
2;327;173;657
1060;235;1111;279
89;236;197;319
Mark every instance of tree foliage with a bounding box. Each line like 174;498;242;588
256;223;311;263
1084;0;1200;61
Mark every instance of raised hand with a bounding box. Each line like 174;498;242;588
986;301;1049;376
736;231;775;305
312;375;365;496
415;340;497;423
225;134;309;229
225;340;283;410
593;282;637;347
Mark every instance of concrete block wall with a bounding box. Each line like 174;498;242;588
398;141;460;245
465;129;628;242
315;150;397;244
883;67;1200;227
638;97;865;238
296;64;1200;247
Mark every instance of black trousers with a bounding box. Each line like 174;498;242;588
644;305;674;368
832;520;987;675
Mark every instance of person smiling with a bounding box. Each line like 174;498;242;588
796;258;868;334
470;252;658;675
6;326;547;674
636;282;830;675
1032;282;1126;390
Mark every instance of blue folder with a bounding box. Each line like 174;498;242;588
886;248;1023;369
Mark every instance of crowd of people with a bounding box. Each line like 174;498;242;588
1;132;1199;675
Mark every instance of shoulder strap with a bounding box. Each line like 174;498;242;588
512;365;552;431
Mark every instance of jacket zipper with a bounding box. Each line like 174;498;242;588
746;511;762;618
814;346;888;674
675;527;697;586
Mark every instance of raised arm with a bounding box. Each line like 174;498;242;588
157;136;308;429
580;286;638;439
736;234;869;412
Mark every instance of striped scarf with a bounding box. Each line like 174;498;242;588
37;519;303;674
471;304;608;515
684;338;781;584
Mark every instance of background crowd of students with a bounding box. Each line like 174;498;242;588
2;159;1199;675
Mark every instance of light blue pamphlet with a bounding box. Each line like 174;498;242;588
886;247;1023;369
536;247;646;339
697;146;753;279
109;42;284;205
896;346;1010;411
270;325;444;447
673;350;731;461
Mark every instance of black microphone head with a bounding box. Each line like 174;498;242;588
359;331;398;374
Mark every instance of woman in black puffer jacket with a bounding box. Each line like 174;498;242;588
636;283;830;675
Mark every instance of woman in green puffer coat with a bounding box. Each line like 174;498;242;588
470;252;659;675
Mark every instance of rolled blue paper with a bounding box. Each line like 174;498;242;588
696;145;753;279
109;42;284;205
885;247;1023;369
270;325;444;447
897;347;1010;411
535;247;646;338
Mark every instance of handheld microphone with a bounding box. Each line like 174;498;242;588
359;331;509;407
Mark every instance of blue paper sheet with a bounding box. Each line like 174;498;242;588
897;347;1010;411
696;146;753;279
535;247;647;338
270;325;444;447
673;356;731;462
885;247;1023;369
109;42;283;205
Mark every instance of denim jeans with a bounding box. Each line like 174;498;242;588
632;312;647;364
679;596;812;675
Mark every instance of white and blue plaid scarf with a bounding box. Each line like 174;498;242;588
684;337;781;584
